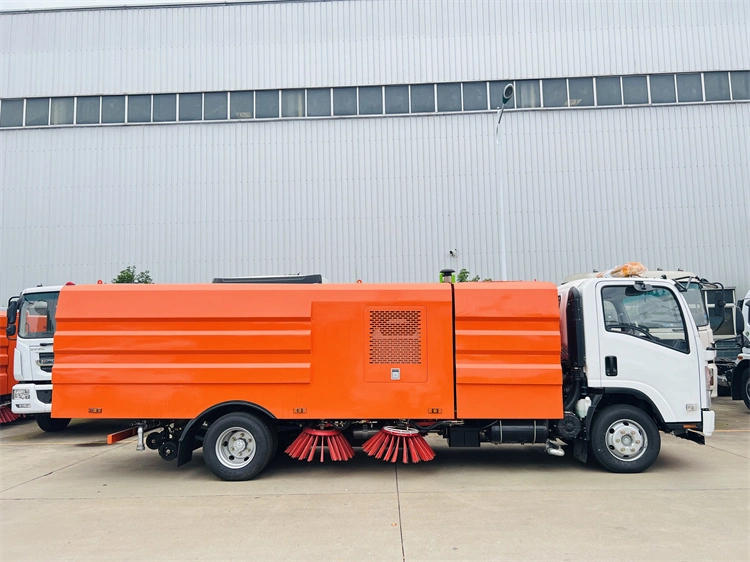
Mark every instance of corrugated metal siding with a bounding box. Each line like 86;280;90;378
1;103;748;303
1;0;749;97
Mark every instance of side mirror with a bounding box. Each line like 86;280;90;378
6;324;16;337
7;299;18;324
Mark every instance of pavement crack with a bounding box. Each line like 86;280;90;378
0;443;126;494
395;465;405;562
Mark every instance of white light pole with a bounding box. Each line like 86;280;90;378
494;83;514;281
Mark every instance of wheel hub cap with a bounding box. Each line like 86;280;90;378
216;427;256;469
605;419;647;461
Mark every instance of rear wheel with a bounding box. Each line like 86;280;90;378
36;414;71;432
590;405;660;473
203;412;273;481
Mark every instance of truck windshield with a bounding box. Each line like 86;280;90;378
18;292;59;339
682;283;709;328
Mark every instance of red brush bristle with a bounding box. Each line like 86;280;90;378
362;427;436;463
0;406;20;424
285;427;354;462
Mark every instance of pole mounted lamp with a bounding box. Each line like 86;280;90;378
494;83;514;281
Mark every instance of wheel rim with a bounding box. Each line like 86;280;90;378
745;376;750;400
215;426;257;469
604;418;648;462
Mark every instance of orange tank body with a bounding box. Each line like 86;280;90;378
51;282;562;422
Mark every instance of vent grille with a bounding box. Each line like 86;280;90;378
369;310;422;364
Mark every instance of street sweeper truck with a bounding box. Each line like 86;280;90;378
48;273;714;480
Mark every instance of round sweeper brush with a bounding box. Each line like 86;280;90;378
285;427;355;462
0;406;21;424
362;426;436;463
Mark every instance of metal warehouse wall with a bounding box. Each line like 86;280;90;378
1;0;749;302
1;103;748;301
1;0;749;96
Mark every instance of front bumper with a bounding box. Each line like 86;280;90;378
701;409;715;437
11;383;53;415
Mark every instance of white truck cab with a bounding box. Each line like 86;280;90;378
7;285;71;431
564;278;714;451
563;268;721;397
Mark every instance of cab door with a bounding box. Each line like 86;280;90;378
596;281;703;423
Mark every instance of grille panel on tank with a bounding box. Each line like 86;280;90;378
369;310;422;364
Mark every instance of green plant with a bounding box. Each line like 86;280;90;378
112;265;153;284
457;268;492;282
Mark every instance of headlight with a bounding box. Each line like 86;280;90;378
13;388;31;401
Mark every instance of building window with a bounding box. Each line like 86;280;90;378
128;94;151;123
463;82;488;111
358;86;382;115
101;95;125;123
0;99;24;127
256;90;279;118
515;80;541;108
4;69;748;132
50;97;74;125
543;79;567;107
676;73;703;103
703;72;730;101
568;78;594;107
230;91;253;119
333;87;356;116
204;92;227;120
307;88;331;117
26;98;49;126
385;85;409;114
437;83;461;112
410;84;435;113
153;94;176;122
622;75;648;104
731;71;750;100
179;93;202;121
596;77;622;106
650;75;676;103
76;96;100;124
282;89;305;117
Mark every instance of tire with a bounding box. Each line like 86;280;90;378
740;368;750;411
590;405;660;473
203;412;273;481
36;414;71;432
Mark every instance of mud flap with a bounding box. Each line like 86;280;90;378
677;430;705;445
573;437;588;463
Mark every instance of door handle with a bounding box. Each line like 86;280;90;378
605;356;618;377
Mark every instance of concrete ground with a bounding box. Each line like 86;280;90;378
1;397;748;562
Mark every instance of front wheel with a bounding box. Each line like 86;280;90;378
36;414;71;432
203;412;273;481
740;368;750;411
590;405;660;473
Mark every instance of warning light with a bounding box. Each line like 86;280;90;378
65;281;75;285
97;280;103;284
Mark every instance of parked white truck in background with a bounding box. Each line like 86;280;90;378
562;266;724;398
726;290;750;409
6;285;71;431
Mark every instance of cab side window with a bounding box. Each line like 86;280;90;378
601;286;689;353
